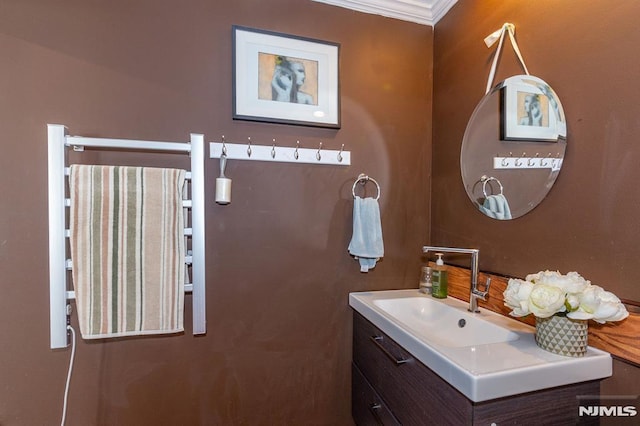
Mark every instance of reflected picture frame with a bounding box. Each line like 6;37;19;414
232;25;340;128
500;79;565;142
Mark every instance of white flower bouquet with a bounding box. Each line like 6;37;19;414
503;270;629;324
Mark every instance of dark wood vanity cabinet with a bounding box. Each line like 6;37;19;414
352;311;600;426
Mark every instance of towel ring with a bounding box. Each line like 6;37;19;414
481;175;504;198
352;173;381;200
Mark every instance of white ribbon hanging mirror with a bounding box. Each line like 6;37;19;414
460;23;567;220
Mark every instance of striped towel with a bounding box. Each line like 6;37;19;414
69;165;186;339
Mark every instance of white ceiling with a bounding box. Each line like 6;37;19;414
311;0;458;26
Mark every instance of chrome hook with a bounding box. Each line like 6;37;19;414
552;153;562;170
221;135;228;156
271;139;276;159
316;142;322;161
247;137;252;158
294;141;300;160
541;153;551;167
337;144;344;163
515;153;524;167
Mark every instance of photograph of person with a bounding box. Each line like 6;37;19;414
517;91;549;127
258;53;318;105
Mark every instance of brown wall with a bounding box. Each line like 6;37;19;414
0;1;432;425
432;0;640;403
5;0;636;423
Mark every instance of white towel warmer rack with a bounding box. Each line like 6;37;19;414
47;124;206;349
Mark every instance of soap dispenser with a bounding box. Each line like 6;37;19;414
431;253;448;299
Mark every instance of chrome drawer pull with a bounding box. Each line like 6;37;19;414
369;403;384;425
370;336;411;365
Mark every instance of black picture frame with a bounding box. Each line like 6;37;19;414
500;76;567;142
232;25;341;128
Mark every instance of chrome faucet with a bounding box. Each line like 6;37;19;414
422;246;491;313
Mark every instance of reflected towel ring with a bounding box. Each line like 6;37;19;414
481;175;504;198
352;173;381;200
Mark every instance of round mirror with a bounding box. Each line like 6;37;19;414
461;75;567;220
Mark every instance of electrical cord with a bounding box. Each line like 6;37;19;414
61;325;76;426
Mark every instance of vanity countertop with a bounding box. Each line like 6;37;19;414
349;289;612;402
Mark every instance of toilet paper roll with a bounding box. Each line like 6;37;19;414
215;177;232;204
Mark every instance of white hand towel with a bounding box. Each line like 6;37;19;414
348;196;384;272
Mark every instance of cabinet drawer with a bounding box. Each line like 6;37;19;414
352;363;400;426
353;311;472;425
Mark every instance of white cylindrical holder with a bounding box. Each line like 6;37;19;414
215;177;231;204
215;154;231;204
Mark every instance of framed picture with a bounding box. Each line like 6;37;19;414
232;25;340;128
500;78;566;142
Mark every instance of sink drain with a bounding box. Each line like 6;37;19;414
458;319;466;328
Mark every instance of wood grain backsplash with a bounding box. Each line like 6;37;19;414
438;263;640;366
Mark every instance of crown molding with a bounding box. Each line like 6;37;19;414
311;0;458;26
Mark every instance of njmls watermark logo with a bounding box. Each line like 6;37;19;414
579;405;637;417
578;395;638;424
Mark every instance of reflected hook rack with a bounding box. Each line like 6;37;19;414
494;152;563;171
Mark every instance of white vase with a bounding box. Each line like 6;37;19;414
535;315;588;357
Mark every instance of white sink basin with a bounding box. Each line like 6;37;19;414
350;289;612;402
373;297;519;347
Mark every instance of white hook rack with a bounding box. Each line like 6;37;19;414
209;140;350;166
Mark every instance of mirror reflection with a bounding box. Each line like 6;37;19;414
460;75;567;220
